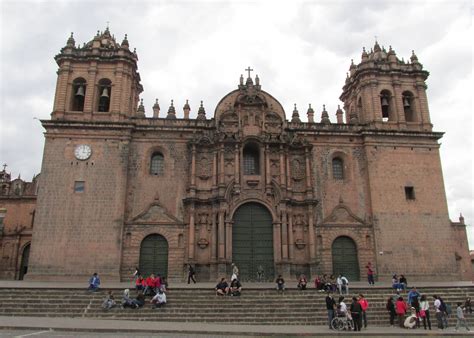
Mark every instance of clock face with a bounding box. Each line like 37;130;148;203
74;144;92;160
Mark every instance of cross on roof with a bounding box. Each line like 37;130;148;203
245;66;253;78
2;163;6;171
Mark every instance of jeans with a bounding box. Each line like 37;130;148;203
435;311;444;329
456;318;470;330
352;313;362;331
327;309;334;328
422;310;431;330
362;310;367;327
368;274;374;285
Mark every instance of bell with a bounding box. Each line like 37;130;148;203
100;87;109;98
75;85;85;97
381;97;389;107
403;97;410;107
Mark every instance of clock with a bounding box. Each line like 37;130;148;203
74;144;92;160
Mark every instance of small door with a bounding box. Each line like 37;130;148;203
139;234;168;277
332;236;360;281
19;243;30;280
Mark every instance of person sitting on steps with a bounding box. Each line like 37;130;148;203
275;275;285;292
230;278;242;296
87;272;100;292
151;288;167;309
297;274;307;290
101;290;116;310
121;289;134;309
131;290;145;309
215;277;229;296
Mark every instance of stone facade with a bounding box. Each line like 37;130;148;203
23;30;473;282
0;167;38;279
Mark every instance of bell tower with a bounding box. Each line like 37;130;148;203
340;42;432;131
52;28;143;121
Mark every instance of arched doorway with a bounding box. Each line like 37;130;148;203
19;243;30;280
332;236;360;281
139;234;168;277
232;202;274;281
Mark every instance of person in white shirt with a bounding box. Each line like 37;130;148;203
151;289;167;309
433;295;444;329
337;274;349;295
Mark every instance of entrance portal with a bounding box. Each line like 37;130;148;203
332;236;360;281
232;203;274;281
139;234;168;277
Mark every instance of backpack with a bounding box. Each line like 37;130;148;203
342;278;347;286
445;303;452;315
439;300;447;313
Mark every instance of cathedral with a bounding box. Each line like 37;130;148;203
2;28;471;282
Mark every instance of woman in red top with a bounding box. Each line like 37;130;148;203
395;296;408;328
135;275;144;291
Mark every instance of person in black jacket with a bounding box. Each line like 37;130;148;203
350;296;363;331
187;264;196;284
326;292;336;329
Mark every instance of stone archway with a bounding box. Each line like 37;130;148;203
139;234;168;277
332;236;360;281
232;202;274;281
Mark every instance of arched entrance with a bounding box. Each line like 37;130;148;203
19;243;30;280
332;236;360;281
139;234;168;277
232;202;274;281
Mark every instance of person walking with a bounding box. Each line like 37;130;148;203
358;294;369;328
187;264;196;284
87;272;100;292
365;262;375;285
433;295;444;329
325;291;336;329
419;294;431;330
455;302;470;332
350;296;363;331
386;296;396;327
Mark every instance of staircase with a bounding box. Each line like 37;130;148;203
0;286;472;326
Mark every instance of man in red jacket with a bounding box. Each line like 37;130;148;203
358;294;369;328
395;296;408;328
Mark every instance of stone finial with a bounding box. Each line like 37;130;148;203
320;104;330;124
239;74;244;86
166;100;176;119
121;34;129;49
137;98;145;117
291;104;301;123
410;50;419;63
336;105;344;124
459;213;465;225
152;99;160;118
197;101;206;120
66;32;75;47
374;40;381;52
183;99;191;119
307;104;315;123
255;74;260;86
361;47;368;62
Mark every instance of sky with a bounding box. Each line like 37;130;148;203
0;0;473;245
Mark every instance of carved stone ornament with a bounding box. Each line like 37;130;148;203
295;239;306;249
197;238;209;249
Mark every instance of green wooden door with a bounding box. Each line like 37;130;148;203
139;234;168;277
332;236;360;281
233;203;274;281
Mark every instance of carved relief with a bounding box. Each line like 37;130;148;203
197;153;211;180
292;213;307;250
197;212;210;249
264;112;282;134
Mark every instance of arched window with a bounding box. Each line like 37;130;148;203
150;153;164;175
97;79;112;112
243;143;260;175
332;157;344;180
402;91;416;122
71;78;86;111
380;90;392;122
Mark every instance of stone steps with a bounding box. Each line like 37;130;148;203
0;286;472;326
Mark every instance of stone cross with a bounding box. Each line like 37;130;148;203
2;164;6;171
245;67;253;78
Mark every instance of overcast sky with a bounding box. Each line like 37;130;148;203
0;0;472;246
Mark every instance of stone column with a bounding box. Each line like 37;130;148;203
286;151;292;193
188;205;195;260
211;210;217;261
219;145;225;185
234;144;240;192
288;209;294;260
308;206;316;260
190;145;196;188
281;210;288;260
273;222;282;263
212;151;218;188
265;145;271;185
111;65;124;115
392;81;405;124
84;62;98;114
370;80;380;121
225;220;232;261
218;210;225;260
279;145;286;188
305;147;312;196
53;62;71;116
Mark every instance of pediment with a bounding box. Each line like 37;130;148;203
131;201;182;224
322;204;365;225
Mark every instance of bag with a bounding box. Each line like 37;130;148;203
419;309;426;318
439;300;447;313
342;279;347;286
445;303;452;315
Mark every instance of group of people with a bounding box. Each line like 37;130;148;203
314;274;350;295
391;274;408;291
326;292;369;331
215;263;243;296
385;287;470;332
